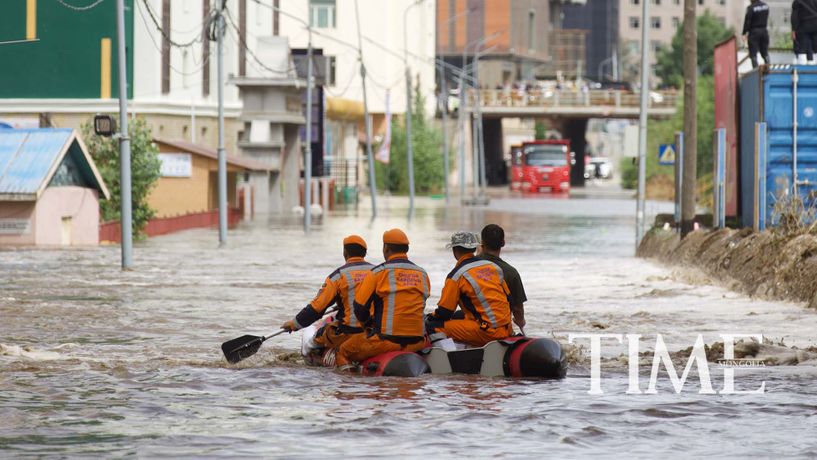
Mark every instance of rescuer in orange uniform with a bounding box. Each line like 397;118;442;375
426;231;513;348
281;235;373;350
335;228;430;369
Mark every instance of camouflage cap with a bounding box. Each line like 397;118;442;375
445;231;480;249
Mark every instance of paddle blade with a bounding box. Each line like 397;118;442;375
221;334;264;364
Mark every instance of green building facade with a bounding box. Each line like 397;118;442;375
0;0;133;99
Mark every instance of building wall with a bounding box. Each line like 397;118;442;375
275;0;437;116
148;155;211;218
34;187;100;246
0;201;36;246
562;0;619;80
619;0;748;67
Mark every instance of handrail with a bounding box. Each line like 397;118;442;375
464;88;679;110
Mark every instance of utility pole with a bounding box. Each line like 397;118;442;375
439;61;450;203
354;0;377;217
635;0;649;248
681;0;697;237
303;30;314;233
216;0;227;246
116;0;133;269
404;1;421;219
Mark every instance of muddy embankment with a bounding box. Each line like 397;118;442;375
637;226;817;309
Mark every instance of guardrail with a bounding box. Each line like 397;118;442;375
466;88;679;111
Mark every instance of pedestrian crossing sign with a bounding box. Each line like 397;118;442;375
658;144;676;166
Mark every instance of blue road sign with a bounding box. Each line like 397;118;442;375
658;143;676;166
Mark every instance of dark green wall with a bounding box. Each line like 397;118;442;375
0;0;133;98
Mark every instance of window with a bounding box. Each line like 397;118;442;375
629;16;640;29
528;10;536;50
631;0;639;4
717;0;725;4
310;0;336;28
673;0;680;4
202;0;210;97
650;16;661;29
698;0;704;5
272;0;280;35
161;0;170;94
651;40;662;52
327;56;336;86
652;0;661;5
672;17;680;28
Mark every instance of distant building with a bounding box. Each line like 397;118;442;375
562;0;620;81
436;0;569;86
0;129;109;246
618;0;746;67
151;139;268;219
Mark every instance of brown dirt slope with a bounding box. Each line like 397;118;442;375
637;227;817;309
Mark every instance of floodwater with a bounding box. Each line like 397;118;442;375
2;195;817;457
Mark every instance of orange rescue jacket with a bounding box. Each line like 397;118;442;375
434;255;512;329
294;257;374;331
353;254;430;342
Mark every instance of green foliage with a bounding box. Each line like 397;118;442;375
534;121;547;140
375;78;445;194
82;117;161;239
655;11;733;88
621;76;715;189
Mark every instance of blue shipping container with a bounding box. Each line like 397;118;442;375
740;65;817;228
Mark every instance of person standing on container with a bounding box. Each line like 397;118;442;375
743;0;771;68
792;0;817;64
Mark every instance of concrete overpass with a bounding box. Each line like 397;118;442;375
461;89;679;186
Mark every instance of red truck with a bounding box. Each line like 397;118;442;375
510;140;571;193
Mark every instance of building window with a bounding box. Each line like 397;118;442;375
717;16;725;25
717;0;725;4
672;17;680;28
698;0;704;5
673;0;680;4
629;17;640;29
272;0;280;35
650;17;661;29
328;56;336;86
239;0;246;76
161;0;170;94
651;40;662;52
528;10;536;50
652;0;661;5
631;0;639;4
310;0;336;28
202;0;210;97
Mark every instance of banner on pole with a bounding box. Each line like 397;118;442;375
375;90;391;164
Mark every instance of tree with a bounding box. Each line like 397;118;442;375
82;117;161;239
655;10;733;88
621;76;714;191
375;77;445;194
534;121;547;140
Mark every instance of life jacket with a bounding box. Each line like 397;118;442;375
353;254;430;342
438;256;512;329
295;257;373;331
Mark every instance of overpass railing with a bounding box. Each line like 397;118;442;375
467;88;679;111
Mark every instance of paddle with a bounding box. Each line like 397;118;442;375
222;306;339;364
221;330;288;364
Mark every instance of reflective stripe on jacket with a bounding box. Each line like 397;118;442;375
295;257;373;329
353;254;430;339
435;256;512;329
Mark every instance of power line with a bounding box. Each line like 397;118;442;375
223;8;296;76
135;0;211;77
55;0;107;11
140;0;208;49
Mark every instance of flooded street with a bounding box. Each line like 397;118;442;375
2;196;817;457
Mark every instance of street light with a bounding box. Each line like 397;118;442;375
250;1;316;233
403;0;424;219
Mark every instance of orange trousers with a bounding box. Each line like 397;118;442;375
313;322;358;350
438;320;513;347
336;333;425;366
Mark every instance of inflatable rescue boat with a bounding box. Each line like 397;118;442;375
300;322;567;379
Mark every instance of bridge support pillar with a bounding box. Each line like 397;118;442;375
482;118;506;186
561;118;588;187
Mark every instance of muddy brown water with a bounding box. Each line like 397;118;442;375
2;197;817;457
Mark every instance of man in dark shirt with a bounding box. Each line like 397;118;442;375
793;0;817;63
743;0;770;68
479;224;527;331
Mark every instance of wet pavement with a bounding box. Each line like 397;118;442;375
2;195;817;457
